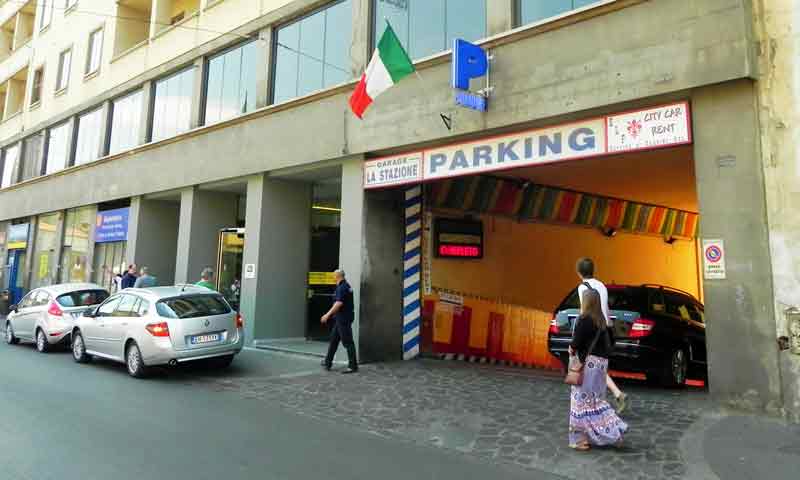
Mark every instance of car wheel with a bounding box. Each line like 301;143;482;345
126;342;149;378
72;331;91;364
36;329;50;353
207;355;234;369
661;347;688;388
5;322;19;345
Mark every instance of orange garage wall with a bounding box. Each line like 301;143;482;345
430;214;700;314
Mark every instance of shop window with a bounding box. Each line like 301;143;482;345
517;0;601;26
20;132;45;181
86;27;104;75
30;67;44;106
31;212;61;289
74;107;104;166
56;48;72;92
151;67;194;142
114;0;151;56
45;120;72;174
1;144;20;188
204;40;258;125
373;0;486;60
109;89;143;155
273;0;352;104
61;206;93;283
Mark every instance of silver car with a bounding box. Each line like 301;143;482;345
5;283;110;353
71;286;244;377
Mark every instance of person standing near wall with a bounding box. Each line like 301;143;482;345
196;268;216;291
576;257;629;414
133;267;157;288
120;264;138;290
321;269;358;374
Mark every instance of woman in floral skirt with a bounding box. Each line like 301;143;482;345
568;287;628;451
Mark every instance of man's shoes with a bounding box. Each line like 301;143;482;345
341;367;358;374
321;360;332;371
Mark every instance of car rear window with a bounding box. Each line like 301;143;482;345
156;295;231;319
56;290;109;307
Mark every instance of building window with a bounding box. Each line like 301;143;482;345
109;89;143;155
204;41;257;125
45;120;72;175
86;28;104;75
30;67;44;106
20;132;45;181
2;68;29;120
517;0;601;26
56;48;72;92
374;0;486;60
1;144;20;189
273;0;352;104
31;212;61;289
151;67;194;142
74;107;104;166
39;0;54;31
61;206;93;283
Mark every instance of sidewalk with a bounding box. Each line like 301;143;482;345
187;354;799;480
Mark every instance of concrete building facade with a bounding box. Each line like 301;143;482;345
0;0;797;421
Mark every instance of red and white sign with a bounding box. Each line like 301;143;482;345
702;239;726;280
606;102;692;153
363;101;693;189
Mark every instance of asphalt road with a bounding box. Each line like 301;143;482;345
0;341;560;480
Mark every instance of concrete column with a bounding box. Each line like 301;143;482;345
139;81;155;144
190;58;206;128
128;196;180;285
339;157;365;356
254;27;272;108
487;0;515;36
174;187;238;285
240;175;311;344
350;0;371;78
693;81;782;415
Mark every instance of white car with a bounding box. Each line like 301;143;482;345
71;286;244;378
5;283;110;353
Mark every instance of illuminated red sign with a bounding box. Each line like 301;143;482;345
438;244;482;258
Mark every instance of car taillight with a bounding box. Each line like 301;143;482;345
549;318;560;334
630;318;655;338
145;322;170;337
236;313;244;329
47;302;63;317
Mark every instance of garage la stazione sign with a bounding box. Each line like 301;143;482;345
363;102;692;189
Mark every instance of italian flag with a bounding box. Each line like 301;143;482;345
349;23;415;119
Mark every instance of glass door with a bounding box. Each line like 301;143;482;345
7;250;26;305
216;228;244;310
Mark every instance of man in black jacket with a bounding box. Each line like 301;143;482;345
120;264;138;290
321;269;358;374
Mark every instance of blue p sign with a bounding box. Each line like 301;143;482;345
452;39;488;91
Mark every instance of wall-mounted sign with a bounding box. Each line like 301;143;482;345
607;102;692;153
702;239;726;280
452;39;490;112
7;223;29;249
435;218;483;259
363;101;692;189
363;152;423;188
308;271;336;285
244;263;256;280
95;208;130;243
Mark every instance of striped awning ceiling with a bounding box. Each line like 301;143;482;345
428;176;699;239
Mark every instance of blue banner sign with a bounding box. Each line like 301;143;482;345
95;208;129;243
455;91;487;112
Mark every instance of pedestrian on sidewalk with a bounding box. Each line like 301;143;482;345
133;267;158;288
568;287;628;451
120;264;138;290
196;268;216;291
321;268;358;374
576;257;629;413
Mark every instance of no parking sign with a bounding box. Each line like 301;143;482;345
702;239;726;280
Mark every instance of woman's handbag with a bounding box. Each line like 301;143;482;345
564;325;604;386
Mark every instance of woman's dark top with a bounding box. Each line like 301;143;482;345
570;314;613;362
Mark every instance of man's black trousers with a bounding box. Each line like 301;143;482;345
324;319;358;369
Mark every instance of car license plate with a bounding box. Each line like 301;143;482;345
191;333;220;345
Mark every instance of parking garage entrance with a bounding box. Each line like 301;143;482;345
365;101;708;386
